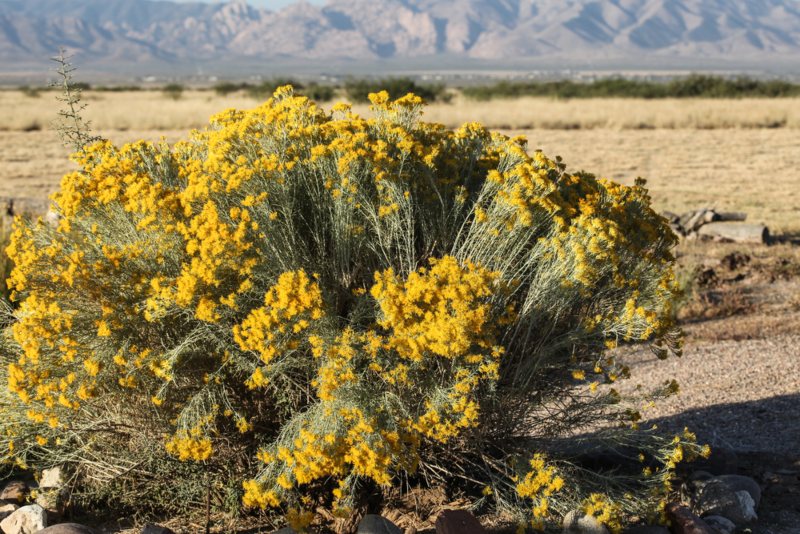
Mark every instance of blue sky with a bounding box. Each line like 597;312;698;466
177;0;325;8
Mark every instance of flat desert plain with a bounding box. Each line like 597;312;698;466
1;90;799;234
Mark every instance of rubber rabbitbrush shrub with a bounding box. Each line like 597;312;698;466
1;88;702;531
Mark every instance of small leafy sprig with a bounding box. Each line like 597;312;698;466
50;48;103;151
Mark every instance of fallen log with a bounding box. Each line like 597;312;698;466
696;222;770;244
680;208;717;233
715;211;748;222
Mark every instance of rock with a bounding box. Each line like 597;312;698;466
0;504;48;534
38;524;99;534
0;502;18;520
563;510;609;534
733;490;756;523
0;481;29;502
44;210;61;227
715;475;761;508
622;527;669;534
358;515;403;534
142;525;176;534
434;510;487;534
40;467;64;489
702;515;736;534
684;476;758;524
35;488;65;519
665;503;716;534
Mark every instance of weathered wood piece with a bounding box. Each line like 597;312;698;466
665;502;717;534
680;208;717;233
715;212;748;222
696;222;769;244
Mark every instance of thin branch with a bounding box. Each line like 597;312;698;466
50;48;103;151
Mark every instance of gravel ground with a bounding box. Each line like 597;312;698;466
614;308;800;534
616;333;800;456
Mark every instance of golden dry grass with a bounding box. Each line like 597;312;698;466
413;95;800;130
516;128;800;235
0;90;259;132
3;89;800;131
1;90;799;234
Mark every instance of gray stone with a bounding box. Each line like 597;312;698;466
44;210;61;227
715;475;761;508
686;476;758;525
702;515;736;534
0;481;28;502
358;515;403;534
733;490;757;522
39;524;99;534
563;510;610;534
39;467;64;489
0;504;48;534
142;525;176;534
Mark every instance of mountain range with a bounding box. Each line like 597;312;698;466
2;0;800;75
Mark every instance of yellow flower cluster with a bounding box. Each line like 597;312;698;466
233;270;324;387
311;329;358;401
368;257;509;441
245;405;417;510
371;256;501;360
164;432;213;462
241;479;281;509
515;454;565;529
285;508;315;531
583;493;625;534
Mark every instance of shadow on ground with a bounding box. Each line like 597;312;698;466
648;393;800;457
650;394;800;534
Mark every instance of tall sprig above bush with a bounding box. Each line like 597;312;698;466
1;87;701;532
50;49;102;152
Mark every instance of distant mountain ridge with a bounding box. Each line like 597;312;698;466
2;0;800;72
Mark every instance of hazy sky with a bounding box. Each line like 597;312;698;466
176;0;326;8
246;0;325;7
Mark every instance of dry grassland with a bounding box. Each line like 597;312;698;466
418;95;800;130
3;90;800;131
1;90;799;234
